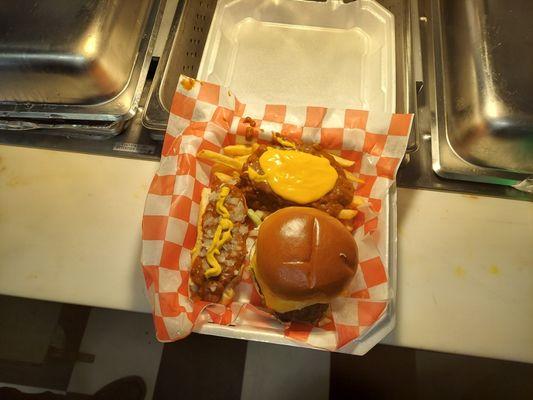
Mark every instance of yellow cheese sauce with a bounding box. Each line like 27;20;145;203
204;186;234;278
256;148;338;204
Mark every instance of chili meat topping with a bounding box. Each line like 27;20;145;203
238;143;354;217
190;185;249;303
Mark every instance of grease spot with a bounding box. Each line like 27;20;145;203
488;265;501;276
25;273;39;280
180;77;195;91
454;266;466;278
7;176;22;187
6;175;34;187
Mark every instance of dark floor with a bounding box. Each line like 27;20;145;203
1;295;533;400
155;337;533;400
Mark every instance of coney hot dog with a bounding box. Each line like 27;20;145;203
189;183;249;304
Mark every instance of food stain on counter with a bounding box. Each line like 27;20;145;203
25;272;39;281
134;184;149;199
453;264;503;279
6;175;31;188
488;265;501;276
0;159;32;188
453;265;466;278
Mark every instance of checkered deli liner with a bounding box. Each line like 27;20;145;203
141;76;413;350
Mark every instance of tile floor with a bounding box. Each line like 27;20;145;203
1;296;533;400
241;341;330;400
67;309;163;400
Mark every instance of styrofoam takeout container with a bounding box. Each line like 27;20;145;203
195;0;397;355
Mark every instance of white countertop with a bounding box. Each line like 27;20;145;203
1;145;532;363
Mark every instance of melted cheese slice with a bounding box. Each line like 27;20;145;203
251;255;330;313
257;148;338;204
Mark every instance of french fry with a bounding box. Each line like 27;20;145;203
343;222;355;232
275;135;296;148
198;150;243;170
221;288;235;306
350;195;366;207
210;163;235;176
214;172;235;184
235;155;250;164
330;153;355;168
344;171;365;183
337;209;358;219
223;144;253;156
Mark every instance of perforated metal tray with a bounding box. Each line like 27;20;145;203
143;0;217;134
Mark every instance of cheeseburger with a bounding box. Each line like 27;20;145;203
252;207;358;324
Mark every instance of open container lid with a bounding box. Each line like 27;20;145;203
198;0;395;113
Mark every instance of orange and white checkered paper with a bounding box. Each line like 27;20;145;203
141;75;413;350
